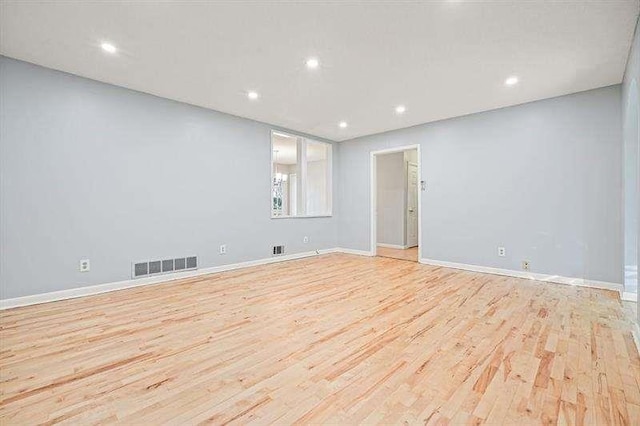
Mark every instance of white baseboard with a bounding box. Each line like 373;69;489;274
2;249;626;310
622;292;638;302
0;248;340;310
336;247;375;257
376;243;408;250
419;258;624;294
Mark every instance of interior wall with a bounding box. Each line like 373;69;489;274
0;56;339;299
376;152;406;247
0;55;628;300
338;86;623;284
622;17;640;318
623;19;640;296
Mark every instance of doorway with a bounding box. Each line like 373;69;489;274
370;145;421;262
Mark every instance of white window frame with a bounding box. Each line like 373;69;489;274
271;130;332;219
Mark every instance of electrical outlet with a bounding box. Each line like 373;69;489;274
303;236;309;244
219;244;227;255
522;260;530;271
497;247;506;257
79;259;90;272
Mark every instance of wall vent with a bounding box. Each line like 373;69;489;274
272;245;285;256
132;256;197;278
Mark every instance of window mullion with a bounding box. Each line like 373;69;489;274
297;137;307;216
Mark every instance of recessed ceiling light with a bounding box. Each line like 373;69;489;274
101;42;117;54
247;91;259;100
395;105;406;114
306;58;319;69
505;76;519;86
339;121;348;128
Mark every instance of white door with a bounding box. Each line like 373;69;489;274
406;163;419;247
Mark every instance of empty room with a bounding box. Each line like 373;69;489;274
1;1;640;425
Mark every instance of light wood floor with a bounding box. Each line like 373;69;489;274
376;246;419;262
1;254;639;425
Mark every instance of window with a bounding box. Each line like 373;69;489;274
271;131;332;218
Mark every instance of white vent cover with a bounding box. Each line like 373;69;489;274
132;256;197;278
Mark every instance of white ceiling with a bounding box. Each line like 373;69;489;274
1;1;638;142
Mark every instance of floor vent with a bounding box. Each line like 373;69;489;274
272;245;285;256
133;256;197;278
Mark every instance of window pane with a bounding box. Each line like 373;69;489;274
306;140;331;216
272;133;297;217
271;131;331;218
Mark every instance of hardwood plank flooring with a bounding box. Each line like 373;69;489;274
376;246;419;262
1;253;639;425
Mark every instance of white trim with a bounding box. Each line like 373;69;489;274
376;243;409;249
336;247;375;257
2;248;626;310
419;257;623;293
0;248;340;310
622;292;638;302
370;144;422;262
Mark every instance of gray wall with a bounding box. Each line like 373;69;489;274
623;18;640;295
337;86;623;284
0;57;339;299
622;17;640;318
0;55;627;300
376;152;405;247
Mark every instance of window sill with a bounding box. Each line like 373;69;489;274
271;215;333;219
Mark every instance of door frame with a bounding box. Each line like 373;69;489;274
370;144;422;260
406;161;419;248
